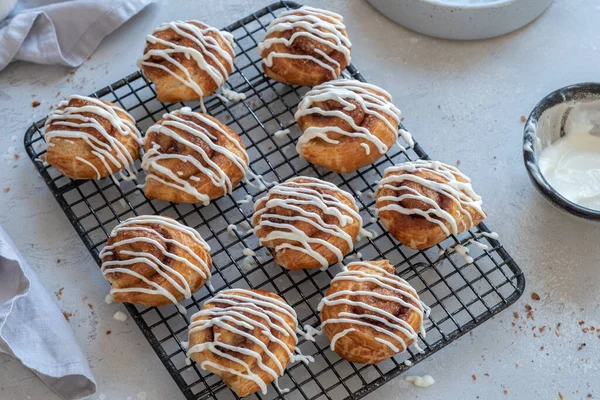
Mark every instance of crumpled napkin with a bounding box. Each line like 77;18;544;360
0;226;96;400
0;0;156;71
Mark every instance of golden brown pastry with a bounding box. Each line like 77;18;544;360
319;260;428;364
258;6;351;86
295;79;402;173
187;288;305;397
137;21;235;108
376;160;486;249
100;215;212;310
44;95;141;181
252;176;362;271
141;107;249;205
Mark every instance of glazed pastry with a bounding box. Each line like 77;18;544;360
251;176;362;271
187;288;309;396
44;95;141;181
376;160;486;249
295;79;401;173
141;107;249;205
99;215;212;310
137;21;235;109
319;260;428;364
258;6;351;86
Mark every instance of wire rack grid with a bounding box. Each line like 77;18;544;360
23;2;525;400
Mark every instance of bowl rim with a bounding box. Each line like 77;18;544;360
418;0;518;10
523;82;600;220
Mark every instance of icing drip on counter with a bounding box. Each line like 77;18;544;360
113;311;128;322
405;375;435;388
258;6;351;79
100;215;211;308
481;231;499;240
253;177;362;270
44;95;142;183
377;160;485;236
295;79;401;156
137;21;235;113
187;289;312;394
318;262;429;353
141;107;249;205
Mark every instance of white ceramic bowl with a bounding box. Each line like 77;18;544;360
367;0;554;40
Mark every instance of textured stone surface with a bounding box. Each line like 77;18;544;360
0;0;597;399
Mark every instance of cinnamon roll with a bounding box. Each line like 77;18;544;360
187;288;309;397
376;160;486;249
251;176;362;271
99;215;212;310
258;6;351;86
295;79;401;173
44;95;141;181
319;260;428;364
137;21;235;109
141;107;249;205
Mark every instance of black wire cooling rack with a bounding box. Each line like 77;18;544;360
24;2;525;399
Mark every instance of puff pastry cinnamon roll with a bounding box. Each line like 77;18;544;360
141;107;249;205
187;289;310;397
376;160;486;249
295;79;401;173
258;6;351;86
252;177;362;271
319;260;428;364
44;95;142;181
100;215;212;310
137;21;235;110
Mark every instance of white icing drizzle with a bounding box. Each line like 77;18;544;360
398;128;414;150
44;95;142;183
227;224;239;236
377;160;485;236
237;195;253;204
369;217;378;223
481;231;499;240
273;129;291;138
141;108;249;205
187;289;312;394
100;215;211;308
221;87;247;102
403;359;413;366
405;375;435;388
113;311;128;322
302;324;322;342
253;177;362;270
242;248;256;257
295;79;401;157
318;262;429;354
137;21;235;113
446;244;473;264
467;238;489;251
105;294;114;304
258;6;351;79
242;256;256;271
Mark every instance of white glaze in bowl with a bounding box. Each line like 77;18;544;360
367;0;554;40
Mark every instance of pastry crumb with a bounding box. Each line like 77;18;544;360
106;330;112;335
520;115;527;123
578;343;586;351
62;312;72;322
57;258;61;264
579;320;586;325
472;375;476;381
558;392;564;400
31;101;41;108
56;287;64;300
3;188;9;193
13;154;19;159
87;303;94;310
504;390;508;395
531;292;540;301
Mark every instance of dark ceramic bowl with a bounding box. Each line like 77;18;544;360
523;82;600;220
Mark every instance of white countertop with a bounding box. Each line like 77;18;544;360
0;0;598;399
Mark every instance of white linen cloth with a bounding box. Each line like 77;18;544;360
0;226;96;400
0;0;156;71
